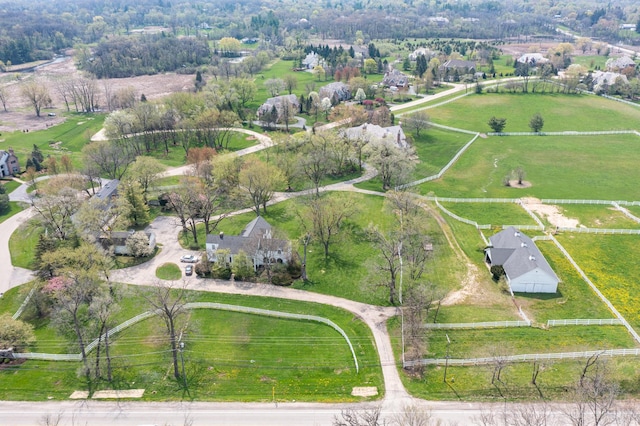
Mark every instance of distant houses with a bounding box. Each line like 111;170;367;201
319;82;351;103
206;216;291;270
517;53;549;66
484;227;559;294
605;55;636;72
591;71;628;93
257;94;300;125
0;148;20;177
382;69;410;90
439;59;476;81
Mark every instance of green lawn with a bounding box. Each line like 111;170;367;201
411;128;472;179
557;204;640;229
9;220;43;269
425;92;640;133
416;133;640;200
155;262;182;280
1;179;21;193
0;202;24;225
0;113;106;171
556;234;640;330
0;286;382;402
439;202;537;227
572;54;609;71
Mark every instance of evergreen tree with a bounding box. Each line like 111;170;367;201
31;144;44;163
121;180;149;226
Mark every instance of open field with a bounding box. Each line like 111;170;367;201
416;133;640;200
0;285;382;402
425;93;640;133
439;201;537;227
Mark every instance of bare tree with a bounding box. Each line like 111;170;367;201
366;224;402;305
143;280;189;381
0;85;9;112
31;188;82;241
303;194;355;259
403;111;431;137
239;159;285;216
333;406;386;426
284;74;298;95
21;80;51;117
264;78;285;97
82;140;133;180
390;404;435;426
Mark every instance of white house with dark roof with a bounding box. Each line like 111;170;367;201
319;82;351;103
605;56;636;72
206;216;290;270
257;94;300;123
591;71;628;93
484;227;559;293
517;53;549;66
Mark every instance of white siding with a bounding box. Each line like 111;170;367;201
508;268;558;293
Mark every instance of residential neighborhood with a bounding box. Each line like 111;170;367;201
1;0;640;424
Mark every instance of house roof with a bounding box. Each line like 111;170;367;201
382;69;410;87
441;59;476;70
95;179;120;200
240;216;272;238
207;217;288;256
488;227;559;282
517;53;549;64
606;56;636;70
341;123;408;149
592;71;628;89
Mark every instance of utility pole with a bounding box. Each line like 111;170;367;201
179;341;188;391
443;333;451;383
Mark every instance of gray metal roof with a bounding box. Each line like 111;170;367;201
95;179;120;200
488;227;559;282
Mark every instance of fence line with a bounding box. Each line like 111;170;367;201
423;321;530;329
600;94;640;109
429;121;479;136
434;199;491;230
398;133;480;189
404;348;640;367
12;288;36;320
612;202;640;224
488;130;638;137
547;319;622;326
13;303;360;373
541;199;640;206
548;235;640;344
518;201;547;229
432;197;522;203
556;227;640;235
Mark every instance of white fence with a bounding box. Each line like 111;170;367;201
488;130;639;137
12;302;360;373
435;199;491;230
541;199;640;206
547;319;622;326
423;321;530;330
612;202;640;224
404;348;640;367
398;133;480;189
557;227;640;235
600;94;640;109
12;288;36;320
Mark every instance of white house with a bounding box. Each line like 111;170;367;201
206;217;290;270
484;227;559;293
101;230;156;256
517;53;549;66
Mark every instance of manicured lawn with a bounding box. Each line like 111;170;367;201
1;179;21;193
9;220;43;269
572;54;609;71
0;286;382;402
425;93;640;133
155;262;182;280
0;113;106;171
411;128;472;180
438;201;537;227
0;202;24;225
416;133;640;200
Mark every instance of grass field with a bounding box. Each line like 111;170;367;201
0;113;106;171
0;285;382;402
0;202;24;225
438;201;537;227
415;133;640;200
425;93;640;133
557;204;640;229
155;263;182;280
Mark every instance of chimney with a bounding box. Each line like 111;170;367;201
219;231;224;240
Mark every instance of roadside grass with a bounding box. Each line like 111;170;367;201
1;179;21;193
0;113;106;170
425;93;640;133
425;325;637;359
0;286;382;402
518;240;615;323
9;220;43;269
0;283;32;315
556;234;640;330
415;133;640;200
426;305;521;323
556;204;640;229
438;202;537;227
155;262;182;280
0;202;25;225
388;317;640;403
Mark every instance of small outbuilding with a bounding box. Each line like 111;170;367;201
484;227;559;293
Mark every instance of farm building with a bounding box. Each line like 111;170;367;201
484;227;559;293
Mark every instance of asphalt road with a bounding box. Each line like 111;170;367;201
0;400;524;425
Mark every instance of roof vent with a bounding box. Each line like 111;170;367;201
514;231;520;237
521;242;527;248
529;255;536;261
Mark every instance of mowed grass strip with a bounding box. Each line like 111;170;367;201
416;133;640;200
557;204;640;229
426;92;640;133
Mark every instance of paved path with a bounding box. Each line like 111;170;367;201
0;208;36;294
